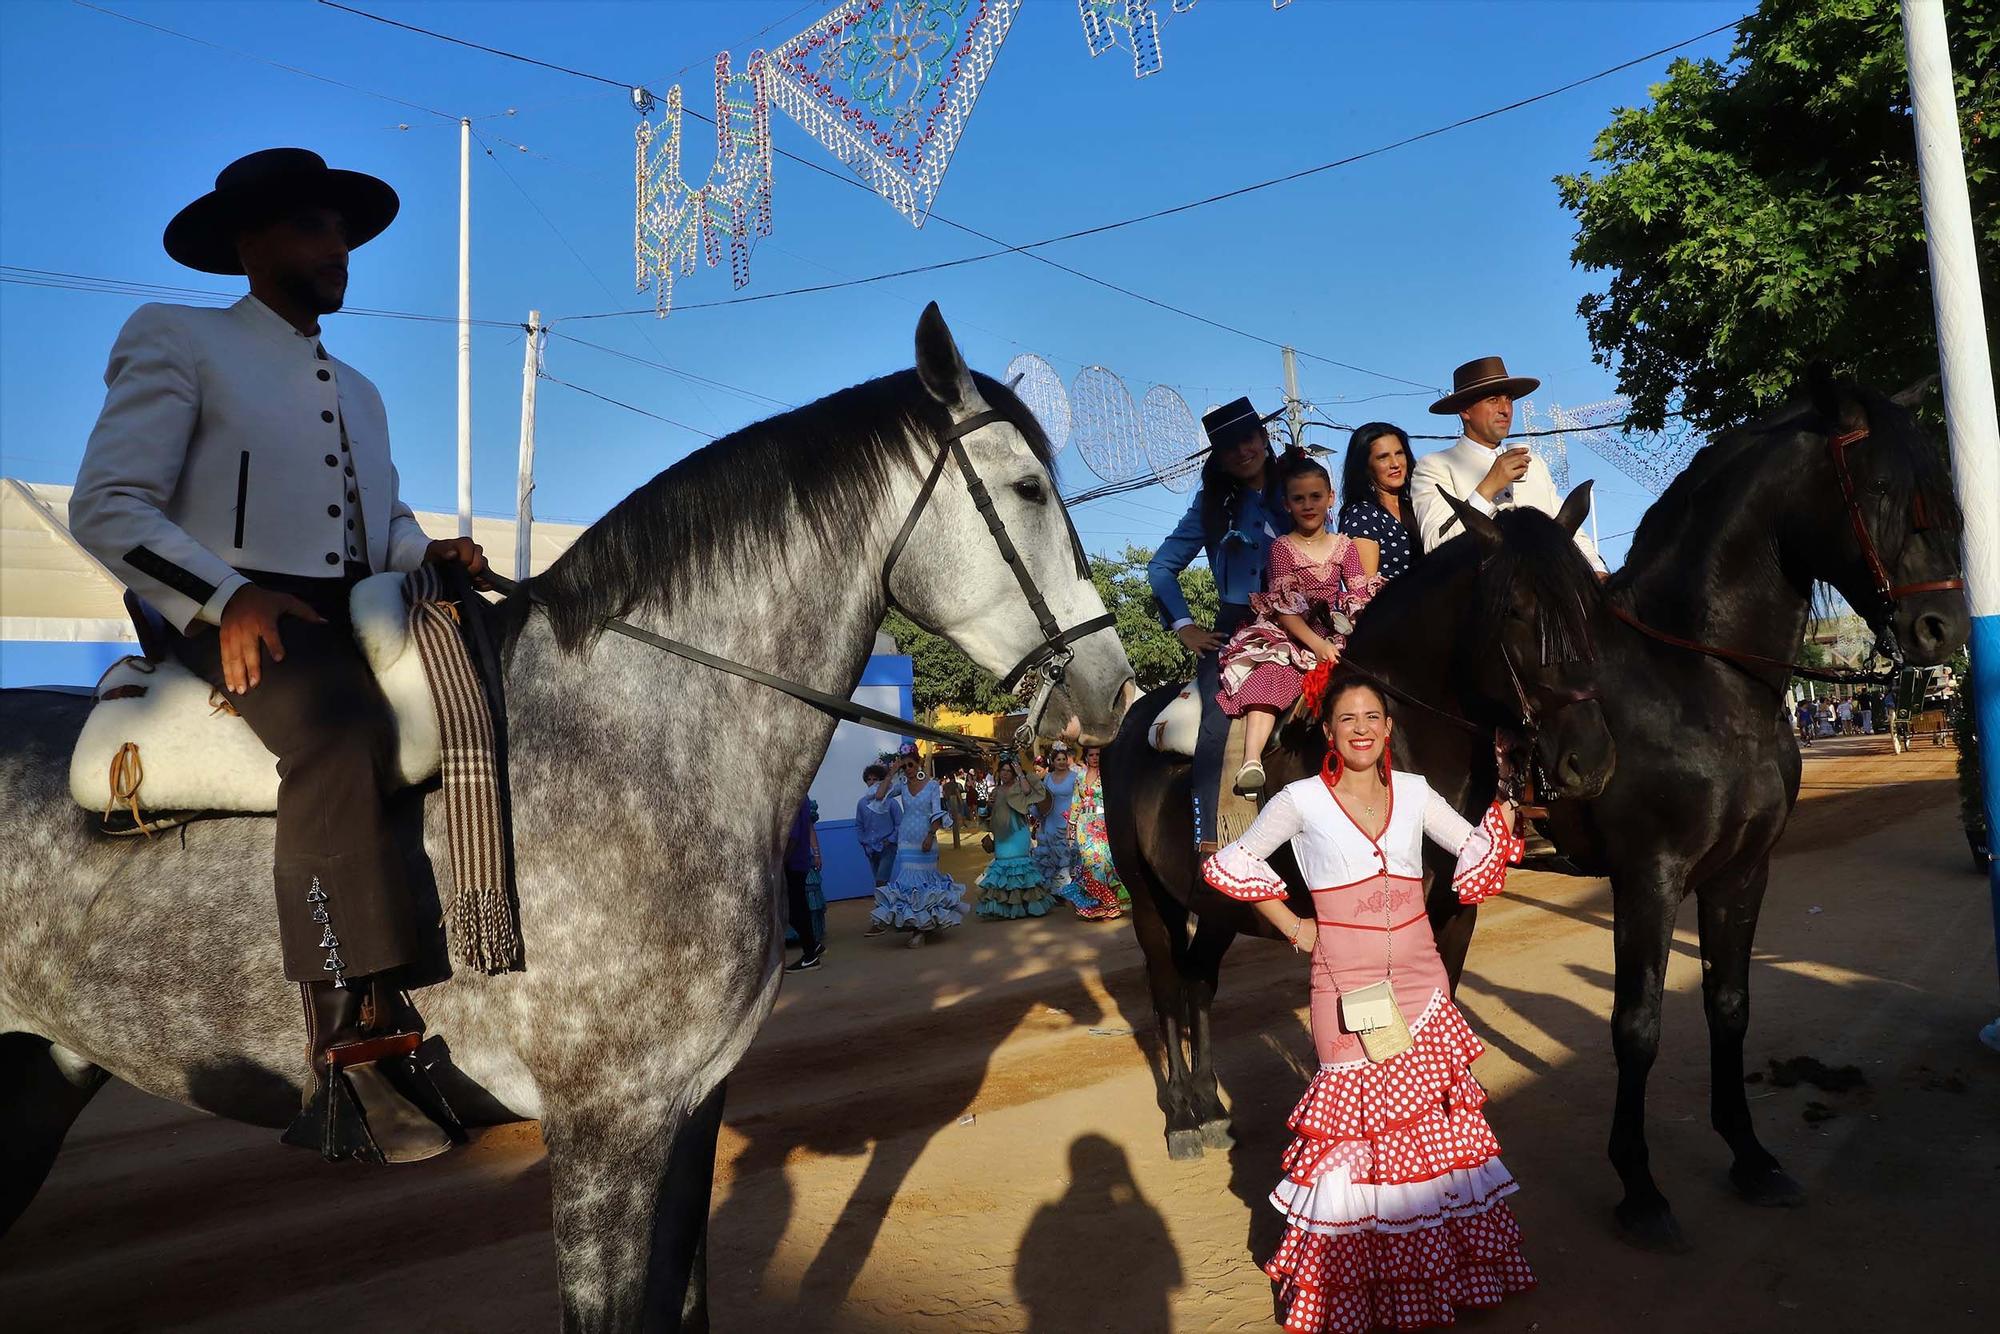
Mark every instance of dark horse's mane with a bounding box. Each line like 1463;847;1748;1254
529;369;1051;650
1616;385;1960;584
1363;508;1601;671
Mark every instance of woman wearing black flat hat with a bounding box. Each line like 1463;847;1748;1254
1146;397;1289;852
71;147;487;1164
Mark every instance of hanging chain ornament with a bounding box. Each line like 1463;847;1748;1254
635;52;774;316
1004;353;1073;455
1141;384;1203;493
767;0;1022;226
1072;366;1149;483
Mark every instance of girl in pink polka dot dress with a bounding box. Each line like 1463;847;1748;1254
1204;677;1532;1334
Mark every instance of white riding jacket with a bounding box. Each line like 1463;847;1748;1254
1408;435;1605;572
71;296;433;632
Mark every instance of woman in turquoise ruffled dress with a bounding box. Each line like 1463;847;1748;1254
868;745;968;949
975;757;1054;920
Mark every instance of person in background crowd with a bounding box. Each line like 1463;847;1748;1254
867;745;967;949
1063;745;1131;921
943;770;966;848
1837;697;1854;735
975;756;1055;920
781;797;824;973
1859;694;1875;736
1148;397;1289;852
1409;357;1605;573
1337;422;1422;583
1795;698;1815;748
857;762;901;938
1038;744;1089;907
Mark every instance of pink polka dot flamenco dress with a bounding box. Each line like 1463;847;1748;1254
1204;763;1532;1333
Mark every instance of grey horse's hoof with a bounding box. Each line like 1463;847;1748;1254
1167;1128;1205;1161
1614;1199;1692;1254
1198;1117;1235;1150
1731;1163;1806;1207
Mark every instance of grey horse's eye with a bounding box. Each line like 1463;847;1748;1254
1013;478;1047;503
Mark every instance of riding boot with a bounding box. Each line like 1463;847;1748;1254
282;976;465;1164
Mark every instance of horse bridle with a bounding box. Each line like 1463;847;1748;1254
490;407;1113;756
882;407;1115;693
1613;423;1965;686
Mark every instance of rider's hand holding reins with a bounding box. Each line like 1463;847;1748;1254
217;585;325;694
426;536;491;591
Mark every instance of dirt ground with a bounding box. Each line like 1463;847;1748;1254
3;736;1993;1334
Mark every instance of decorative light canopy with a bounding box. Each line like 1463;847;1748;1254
1004;352;1073;455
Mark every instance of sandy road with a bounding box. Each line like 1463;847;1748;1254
2;738;1992;1333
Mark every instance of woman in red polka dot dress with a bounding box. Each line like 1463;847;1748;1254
1203;675;1532;1333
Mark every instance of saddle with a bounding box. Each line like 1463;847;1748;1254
70;572;447;821
1148;683;1302;845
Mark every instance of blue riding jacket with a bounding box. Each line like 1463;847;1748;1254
1147;486;1290;627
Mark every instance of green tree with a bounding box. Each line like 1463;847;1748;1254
1092;544;1216;692
879;545;1217;714
1557;0;1998;432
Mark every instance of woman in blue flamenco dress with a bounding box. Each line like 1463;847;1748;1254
869;746;969;948
975;756;1055;920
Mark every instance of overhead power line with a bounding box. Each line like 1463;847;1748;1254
0;266;525;330
539;373;717;439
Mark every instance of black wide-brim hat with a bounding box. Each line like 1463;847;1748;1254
1200;396;1284;452
1428;356;1540;415
163;148;399;275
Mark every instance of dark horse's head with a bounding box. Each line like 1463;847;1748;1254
1797;370;1968;666
1335;485;1615;801
1428;485;1616;800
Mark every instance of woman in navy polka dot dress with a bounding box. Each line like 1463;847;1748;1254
1338;423;1422;584
1203;676;1534;1334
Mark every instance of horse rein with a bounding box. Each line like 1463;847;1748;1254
488;405;1114;756
1611;422;1964;690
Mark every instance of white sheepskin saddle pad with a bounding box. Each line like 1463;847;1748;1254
69;572;440;816
1148;681;1201;756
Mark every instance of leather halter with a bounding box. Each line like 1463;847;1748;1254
1612;422;1965;689
882;407;1115;693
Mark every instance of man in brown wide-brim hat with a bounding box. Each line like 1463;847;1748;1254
1407;356;1604;571
71;147;487;1164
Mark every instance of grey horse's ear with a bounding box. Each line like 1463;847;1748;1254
1441;489;1503;554
1891;373;1939;408
1554;479;1593;537
916;302;975;408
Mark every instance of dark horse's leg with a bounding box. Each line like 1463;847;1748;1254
1129;878;1205;1160
0;1033;108;1235
1425;844;1478;991
1696;866;1804;1208
662;1080;727;1333
1607;867;1691;1253
1186;916;1238;1149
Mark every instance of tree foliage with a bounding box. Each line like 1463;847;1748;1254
880;546;1216;715
1558;0;1998;432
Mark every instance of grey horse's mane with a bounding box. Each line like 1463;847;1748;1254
530;368;1052;651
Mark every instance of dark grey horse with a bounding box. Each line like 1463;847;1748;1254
0;305;1134;1331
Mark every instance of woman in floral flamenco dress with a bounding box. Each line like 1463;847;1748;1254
1063;745;1130;921
975;757;1055;920
868;746;968;948
1204;674;1533;1333
1219;449;1383;796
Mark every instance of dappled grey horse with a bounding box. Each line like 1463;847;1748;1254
0;305;1134;1330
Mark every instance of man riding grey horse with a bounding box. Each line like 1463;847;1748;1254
69;147;487;1162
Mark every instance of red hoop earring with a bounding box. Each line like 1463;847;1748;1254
1321;747;1342;787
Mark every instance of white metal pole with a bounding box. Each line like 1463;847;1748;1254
457;118;473;539
515;311;541;582
1901;1;2000;1012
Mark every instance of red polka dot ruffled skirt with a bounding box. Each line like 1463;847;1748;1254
1265;991;1535;1333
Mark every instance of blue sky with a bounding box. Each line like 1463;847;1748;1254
0;0;1750;567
